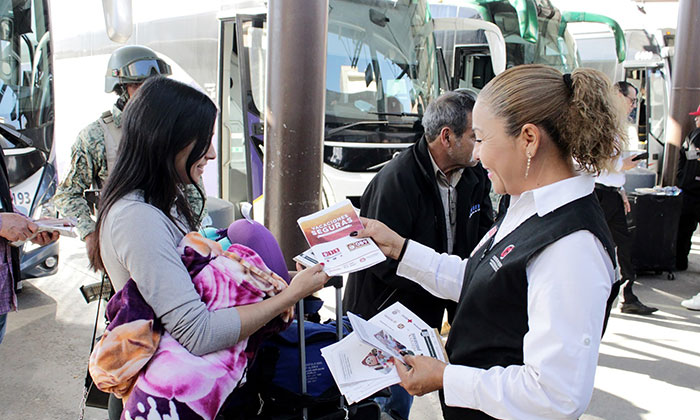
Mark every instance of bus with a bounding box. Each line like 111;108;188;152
217;0;441;211
428;0;626;93
56;0;441;219
1;0;58;283
574;27;671;180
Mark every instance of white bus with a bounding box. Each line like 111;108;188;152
53;0;443;219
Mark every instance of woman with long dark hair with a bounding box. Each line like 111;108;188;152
89;76;328;418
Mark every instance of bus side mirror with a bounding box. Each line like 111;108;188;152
102;0;133;43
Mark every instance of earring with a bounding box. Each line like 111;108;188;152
525;152;532;178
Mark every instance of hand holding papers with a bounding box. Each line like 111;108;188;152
321;302;447;404
10;217;75;246
296;200;385;276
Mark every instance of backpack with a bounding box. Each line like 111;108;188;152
221;317;352;418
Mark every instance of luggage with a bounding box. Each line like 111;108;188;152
220;276;382;420
627;193;682;279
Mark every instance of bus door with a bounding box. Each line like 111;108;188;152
624;65;668;178
433;17;506;92
218;14;267;218
644;66;669;178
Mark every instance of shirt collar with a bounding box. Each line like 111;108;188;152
514;174;595;217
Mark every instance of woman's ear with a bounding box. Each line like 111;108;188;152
518;123;541;157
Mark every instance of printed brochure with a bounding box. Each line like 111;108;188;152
321;302;447;404
296;199;385;276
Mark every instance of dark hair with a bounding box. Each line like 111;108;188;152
478;65;625;173
90;76;217;270
616;81;637;97
421;91;476;142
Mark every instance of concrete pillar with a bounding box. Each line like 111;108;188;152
264;0;328;269
661;0;700;186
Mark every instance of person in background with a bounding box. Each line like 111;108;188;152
594;81;657;315
342;91;492;419
53;45;206;260
89;76;329;419
676;105;700;310
0;146;59;345
353;65;621;419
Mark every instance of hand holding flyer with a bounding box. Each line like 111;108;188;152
296;200;385;276
321;302;447;404
10;217;76;246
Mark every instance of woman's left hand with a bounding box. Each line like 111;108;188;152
394;355;447;396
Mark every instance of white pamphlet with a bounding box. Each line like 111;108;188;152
296;200;385;276
321;302;446;404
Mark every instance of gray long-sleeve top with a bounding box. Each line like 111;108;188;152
100;191;241;356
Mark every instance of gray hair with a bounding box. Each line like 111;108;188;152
421;91;476;143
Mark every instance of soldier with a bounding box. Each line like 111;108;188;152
53;45;207;259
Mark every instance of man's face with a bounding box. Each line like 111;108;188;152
621;88;638;116
694;115;700;129
446;112;478;168
126;83;142;98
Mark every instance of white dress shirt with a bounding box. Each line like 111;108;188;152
595;156;625;188
397;174;615;419
428;148;464;253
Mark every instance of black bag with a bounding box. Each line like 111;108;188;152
80;274;111;413
219;278;382;420
628;193;682;277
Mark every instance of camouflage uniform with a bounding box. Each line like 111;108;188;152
53;105;207;240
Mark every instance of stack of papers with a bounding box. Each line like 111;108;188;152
320;302;447;404
296;200;385;276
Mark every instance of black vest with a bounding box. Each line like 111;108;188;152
441;193;616;420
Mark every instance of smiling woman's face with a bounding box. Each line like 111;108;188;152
472;100;524;195
175;141;216;183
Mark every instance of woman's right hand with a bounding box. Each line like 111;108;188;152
287;262;329;300
353;217;406;260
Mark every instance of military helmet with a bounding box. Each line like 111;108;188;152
105;45;172;93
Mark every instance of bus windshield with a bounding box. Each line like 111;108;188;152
0;0;53;150
325;0;439;121
430;1;578;76
493;10;578;72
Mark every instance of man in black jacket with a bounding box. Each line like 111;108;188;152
342;91;493;419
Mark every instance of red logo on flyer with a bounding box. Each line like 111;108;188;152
500;245;515;260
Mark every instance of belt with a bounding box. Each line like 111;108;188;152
595;183;621;192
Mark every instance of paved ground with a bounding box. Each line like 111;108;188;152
1;234;699;420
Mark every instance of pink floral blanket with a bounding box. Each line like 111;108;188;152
89;233;292;420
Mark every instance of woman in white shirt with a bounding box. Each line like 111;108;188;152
353;65;627;420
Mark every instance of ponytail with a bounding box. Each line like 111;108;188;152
479;65;626;173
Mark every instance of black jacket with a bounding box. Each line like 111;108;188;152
678;128;700;204
343;136;493;328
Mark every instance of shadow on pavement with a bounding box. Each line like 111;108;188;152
15;279;56;310
583;387;648;420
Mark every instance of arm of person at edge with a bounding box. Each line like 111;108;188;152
619;155;636;214
107;205;328;356
0;212;59;245
52;130;102;241
392;232;613;419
